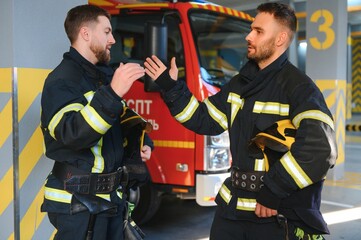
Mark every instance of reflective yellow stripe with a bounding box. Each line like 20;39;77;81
227;93;244;127
44;186;111;203
254;158;265;171
97;193;111;200
81;104;111;134
48;91;97;139
84;91;127;133
253;101;289;116
174;96;199;123
91;138;104;173
48;103;84;139
236;198;257;211
44;187;72;203
219;184;232;204
117;189;123;199
292;110;335;130
280;152;313;188
204;98;228;130
82;89;111;135
84;91;94;102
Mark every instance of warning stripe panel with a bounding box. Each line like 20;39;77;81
352;39;361;113
0;167;14;216
190;3;253;21
0;68;52;239
0;68;13;219
0;68;12;148
19;127;44;186
0;68;12;92
18;69;49;120
0;98;12;148
8;187;47;240
153;140;195;149
346;124;361;131
17;69;51;239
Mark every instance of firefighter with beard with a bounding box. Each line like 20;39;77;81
40;5;152;240
144;2;337;240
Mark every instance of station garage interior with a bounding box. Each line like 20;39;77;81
1;0;361;240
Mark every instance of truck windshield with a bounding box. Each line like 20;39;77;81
189;11;250;87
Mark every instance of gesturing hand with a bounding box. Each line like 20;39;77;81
110;62;145;97
144;55;178;81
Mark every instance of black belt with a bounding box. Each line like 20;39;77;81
231;168;265;192
52;162;128;194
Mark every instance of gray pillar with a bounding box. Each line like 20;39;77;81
306;0;347;180
287;0;299;67
0;0;14;68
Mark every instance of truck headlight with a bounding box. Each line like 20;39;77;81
205;131;231;171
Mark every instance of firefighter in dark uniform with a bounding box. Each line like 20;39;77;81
40;5;152;240
144;2;337;240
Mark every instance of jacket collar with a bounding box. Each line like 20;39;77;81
64;47;113;86
238;52;288;98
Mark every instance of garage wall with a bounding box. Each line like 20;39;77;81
0;0;85;239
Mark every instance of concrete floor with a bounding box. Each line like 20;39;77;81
142;114;361;240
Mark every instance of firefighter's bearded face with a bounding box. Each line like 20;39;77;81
246;12;279;64
89;16;115;64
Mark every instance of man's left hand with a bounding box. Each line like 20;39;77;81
144;55;178;81
141;145;152;162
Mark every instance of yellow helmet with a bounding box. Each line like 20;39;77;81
251;119;296;152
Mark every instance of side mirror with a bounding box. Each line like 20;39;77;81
144;21;168;92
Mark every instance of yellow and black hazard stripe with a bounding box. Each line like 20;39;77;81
0;67;56;239
346;124;361;131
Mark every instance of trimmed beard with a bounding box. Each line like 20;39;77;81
247;38;275;64
90;43;110;64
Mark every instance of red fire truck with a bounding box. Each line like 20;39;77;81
91;0;252;224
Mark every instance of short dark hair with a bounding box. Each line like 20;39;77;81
64;4;111;44
257;2;297;38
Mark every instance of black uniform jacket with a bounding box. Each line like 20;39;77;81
155;52;337;234
40;47;152;214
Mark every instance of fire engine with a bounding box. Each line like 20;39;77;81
91;0;253;224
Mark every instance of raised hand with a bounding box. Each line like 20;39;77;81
144;55;178;81
110;63;145;97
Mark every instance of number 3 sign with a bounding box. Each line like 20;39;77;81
309;9;335;50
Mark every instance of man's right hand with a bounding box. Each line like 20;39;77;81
110;62;145;97
144;55;178;81
255;202;278;218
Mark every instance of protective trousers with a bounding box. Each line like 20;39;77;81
48;211;124;240
209;208;323;240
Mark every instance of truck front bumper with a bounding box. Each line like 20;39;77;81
195;172;230;206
